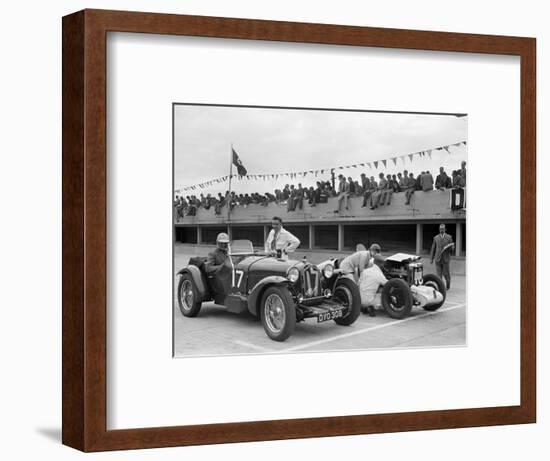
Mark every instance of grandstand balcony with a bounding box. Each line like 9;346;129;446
175;189;466;256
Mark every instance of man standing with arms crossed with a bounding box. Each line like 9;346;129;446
430;223;455;290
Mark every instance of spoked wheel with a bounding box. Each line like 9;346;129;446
381;278;413;319
422;273;446;311
333;277;361;326
177;274;202;317
260;286;296;341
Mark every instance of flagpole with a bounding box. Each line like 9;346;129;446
227;142;233;222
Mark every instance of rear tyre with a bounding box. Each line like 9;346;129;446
422;273;447;311
333;277;361;326
260;285;296;341
381;278;413;319
177;273;202;317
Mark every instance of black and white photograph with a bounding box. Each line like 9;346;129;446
173;104;467;357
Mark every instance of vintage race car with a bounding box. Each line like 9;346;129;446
176;240;361;341
380;253;446;319
318;251;447;320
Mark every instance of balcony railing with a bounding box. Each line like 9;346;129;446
175;189;466;225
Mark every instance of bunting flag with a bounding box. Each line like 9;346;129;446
180;140;466;192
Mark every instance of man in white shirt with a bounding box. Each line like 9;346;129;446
340;250;372;282
358;258;387;316
264;216;301;259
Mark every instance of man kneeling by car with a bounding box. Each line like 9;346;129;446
358;257;387;317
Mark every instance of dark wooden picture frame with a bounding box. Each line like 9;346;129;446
62;9;536;452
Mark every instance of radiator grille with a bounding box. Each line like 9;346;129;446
303;265;320;297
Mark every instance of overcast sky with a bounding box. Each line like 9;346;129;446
174;104;467;196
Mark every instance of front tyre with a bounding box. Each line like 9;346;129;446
333;277;361;326
422;273;446;311
381;278;413;319
177;273;202;317
260;285;296;341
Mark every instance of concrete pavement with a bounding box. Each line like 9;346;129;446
173;244;466;357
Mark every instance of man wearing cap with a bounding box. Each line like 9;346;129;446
430;224;454;290
206;232;230;274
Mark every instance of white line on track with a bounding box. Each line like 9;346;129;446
232;339;273;352
279;303;466;353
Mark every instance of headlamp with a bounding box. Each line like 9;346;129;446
287;267;300;283
322;264;334;279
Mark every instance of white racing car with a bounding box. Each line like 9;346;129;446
318;252;446;319
379;253;446;318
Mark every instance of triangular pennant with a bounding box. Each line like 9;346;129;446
444;146;451;154
382;159;387;168
391;157;397;166
408;154;414;162
374;161;378;169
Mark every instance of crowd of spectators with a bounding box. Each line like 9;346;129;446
174;161;466;220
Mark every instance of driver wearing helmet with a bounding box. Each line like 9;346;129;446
206;232;230;274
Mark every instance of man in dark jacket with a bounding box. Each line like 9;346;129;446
422;171;434;191
430;224;454;289
295;183;304;210
335;175;350;213
206;232;230;274
435;167;452;190
405;173;416;205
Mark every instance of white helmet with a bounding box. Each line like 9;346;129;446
216;232;229;244
216;232;229;250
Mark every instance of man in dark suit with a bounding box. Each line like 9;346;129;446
430;224;455;290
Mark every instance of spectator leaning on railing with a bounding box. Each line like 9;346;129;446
176;161;467;215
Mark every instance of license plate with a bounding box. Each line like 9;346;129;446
317;308;345;323
414;269;423;285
